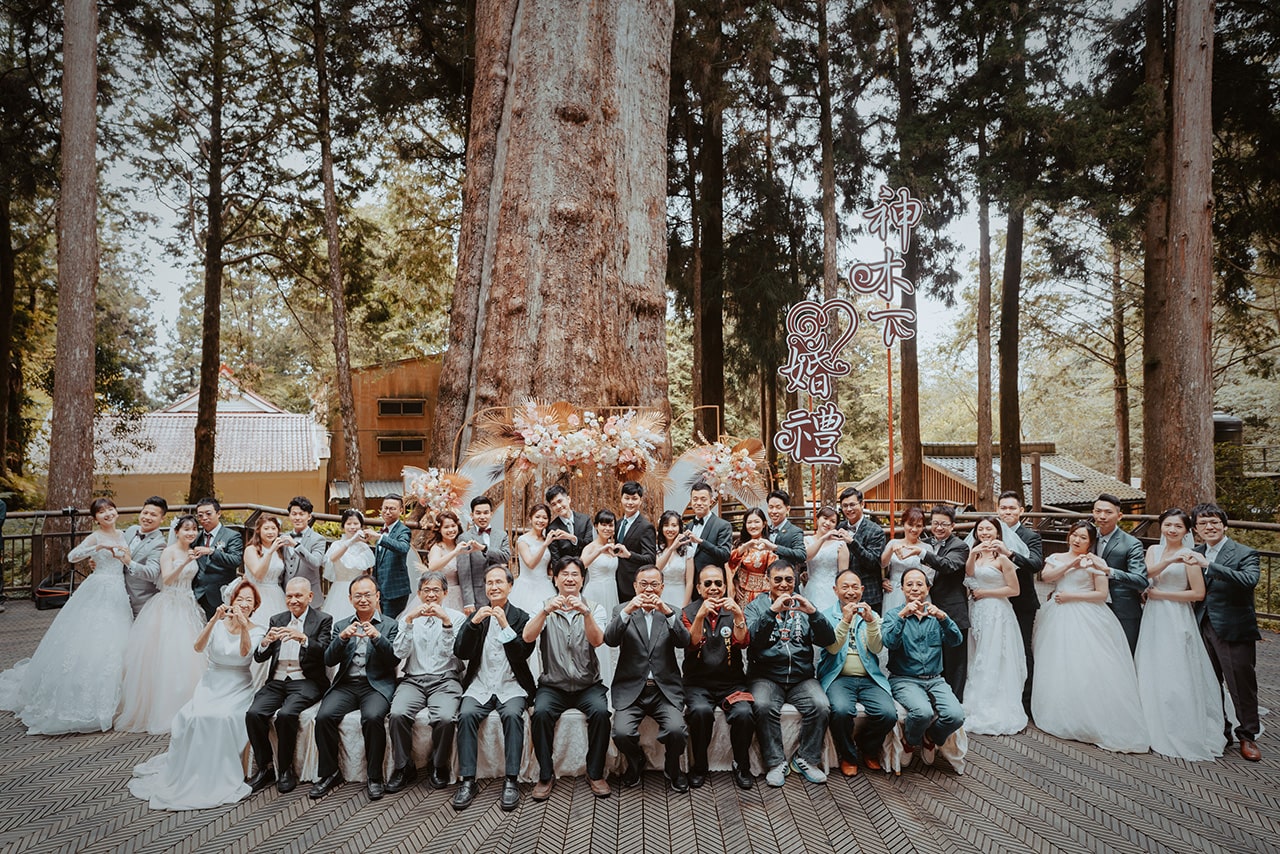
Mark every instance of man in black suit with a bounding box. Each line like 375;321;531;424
280;496;327;610
836;487;886;614
686;481;733;574
614;481;657;601
246;578;333;794
996;491;1043;711
192;497;244;619
311;575;402;801
546;484;593;564
1092;493;1148;653
764;489;808;574
1191;503;1263;761
922;505;971;701
605;564;692;792
452;565;536;812
457;495;511;613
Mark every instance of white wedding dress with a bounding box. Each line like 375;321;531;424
0;536;134;734
1031;560;1149;752
660;553;691;611
510;532;555;616
130;620;266;810
115;555;207;734
326;539;374;624
803;538;841;615
962;561;1027;735
1135;546;1226;760
244;551;287;625
883;542;933;614
584;549;620;687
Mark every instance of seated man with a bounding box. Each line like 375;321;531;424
386;571;466;793
523;556;611;800
452;565;535;812
311;575;401;800
681;564;754;790
881;567;965;763
745;560;836;787
605;565;691;792
816;569;896;776
246;577;332;794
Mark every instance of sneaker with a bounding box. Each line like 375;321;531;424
789;755;828;784
765;763;788;788
921;734;937;766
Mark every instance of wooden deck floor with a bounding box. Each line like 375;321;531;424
0;600;1276;854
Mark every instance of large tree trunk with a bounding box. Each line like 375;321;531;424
430;0;674;465
1145;0;1215;510
696;10;725;442
188;0;227;502
975;123;994;510
816;0;838;507
0;194;15;476
46;0;97;535
998;205;1024;496
1111;245;1132;483
311;0;364;510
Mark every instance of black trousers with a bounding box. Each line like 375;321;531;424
246;677;324;773
457;694;527;778
530;683;611;782
684;685;753;773
1013;604;1037;708
315;677;391;781
942;629;969;703
612;683;687;773
1202;620;1260;741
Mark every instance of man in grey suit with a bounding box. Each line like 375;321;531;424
1191;502;1263;761
192;497;245;619
605;565;692;792
686;481;732;574
121;495;169;618
546;485;592;564
280;496;327;609
457;495;510;613
1092;493;1148;653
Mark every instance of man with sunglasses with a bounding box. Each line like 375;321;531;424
745;560;836;787
681;564;755;790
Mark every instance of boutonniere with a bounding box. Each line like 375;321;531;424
216;542;225;551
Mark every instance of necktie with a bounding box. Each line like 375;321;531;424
616;518;629;543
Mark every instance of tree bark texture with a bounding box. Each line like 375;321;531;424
1111;245;1131;483
1144;0;1215;510
431;0;675;466
188;0;227;503
998;205;1024;496
695;10;725;443
0;195;16;475
975;125;993;510
312;0;365;511
46;0;97;523
816;0;838;507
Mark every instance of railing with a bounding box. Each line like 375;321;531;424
2;503;1277;622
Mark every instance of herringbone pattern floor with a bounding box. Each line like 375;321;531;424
0;601;1275;854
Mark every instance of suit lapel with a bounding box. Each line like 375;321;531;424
635;610;651;648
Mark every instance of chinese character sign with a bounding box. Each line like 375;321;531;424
853;185;922;351
861;185;923;254
777;299;857;400
775;402;846;465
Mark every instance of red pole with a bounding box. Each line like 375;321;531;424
886;320;896;538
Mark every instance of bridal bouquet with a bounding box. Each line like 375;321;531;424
401;466;471;514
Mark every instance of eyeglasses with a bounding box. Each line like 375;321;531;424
700;580;726;588
771;577;796;585
351;592;376;600
636;580;663;590
1196;519;1225;527
421;586;444;594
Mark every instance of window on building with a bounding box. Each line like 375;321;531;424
377;436;425;454
378;399;426;417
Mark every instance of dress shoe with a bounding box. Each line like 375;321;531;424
1241;740;1262;762
308;772;343;800
367;779;385;800
666;770;690;793
731;763;754;790
620;763;642;788
451;780;478;810
385;765;417;794
246;766;276;793
839;759;859;777
500;779;520;811
429;767;451;789
688;771;707;789
277;770;298;794
863;756;882;772
532;779;554;800
588;777;611;798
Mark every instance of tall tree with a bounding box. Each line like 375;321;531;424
430;0;674;464
1144;0;1215;509
816;0;839;506
46;0;97;519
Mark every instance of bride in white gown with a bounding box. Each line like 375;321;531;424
324;509;375;624
130;580;266;810
1032;521;1148;753
582;510;621;686
1135;508;1225;760
962;517;1027;735
0;498;134;735
510;503;557;616
242;514;288;625
880;507;934;615
804;508;849;616
115;514;208;734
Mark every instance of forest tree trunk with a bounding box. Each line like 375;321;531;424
975;123;993;510
816;0;838;508
998;206;1024;496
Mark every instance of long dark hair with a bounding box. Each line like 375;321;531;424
740;508;768;541
657;510;686;555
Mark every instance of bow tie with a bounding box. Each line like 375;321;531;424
477;527;491;535
381;525;390;534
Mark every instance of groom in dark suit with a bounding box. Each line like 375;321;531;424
997;491;1043;710
546;484;593;564
686;481;732;574
192;497;244;619
1092;493;1148;653
605;565;692;792
1192;502;1263;761
614;481;657;601
837;487;887;613
246;577;333;794
311;575;402;800
922;505;972;700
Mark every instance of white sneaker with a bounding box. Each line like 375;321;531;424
765;763;787;787
790;755;828;784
